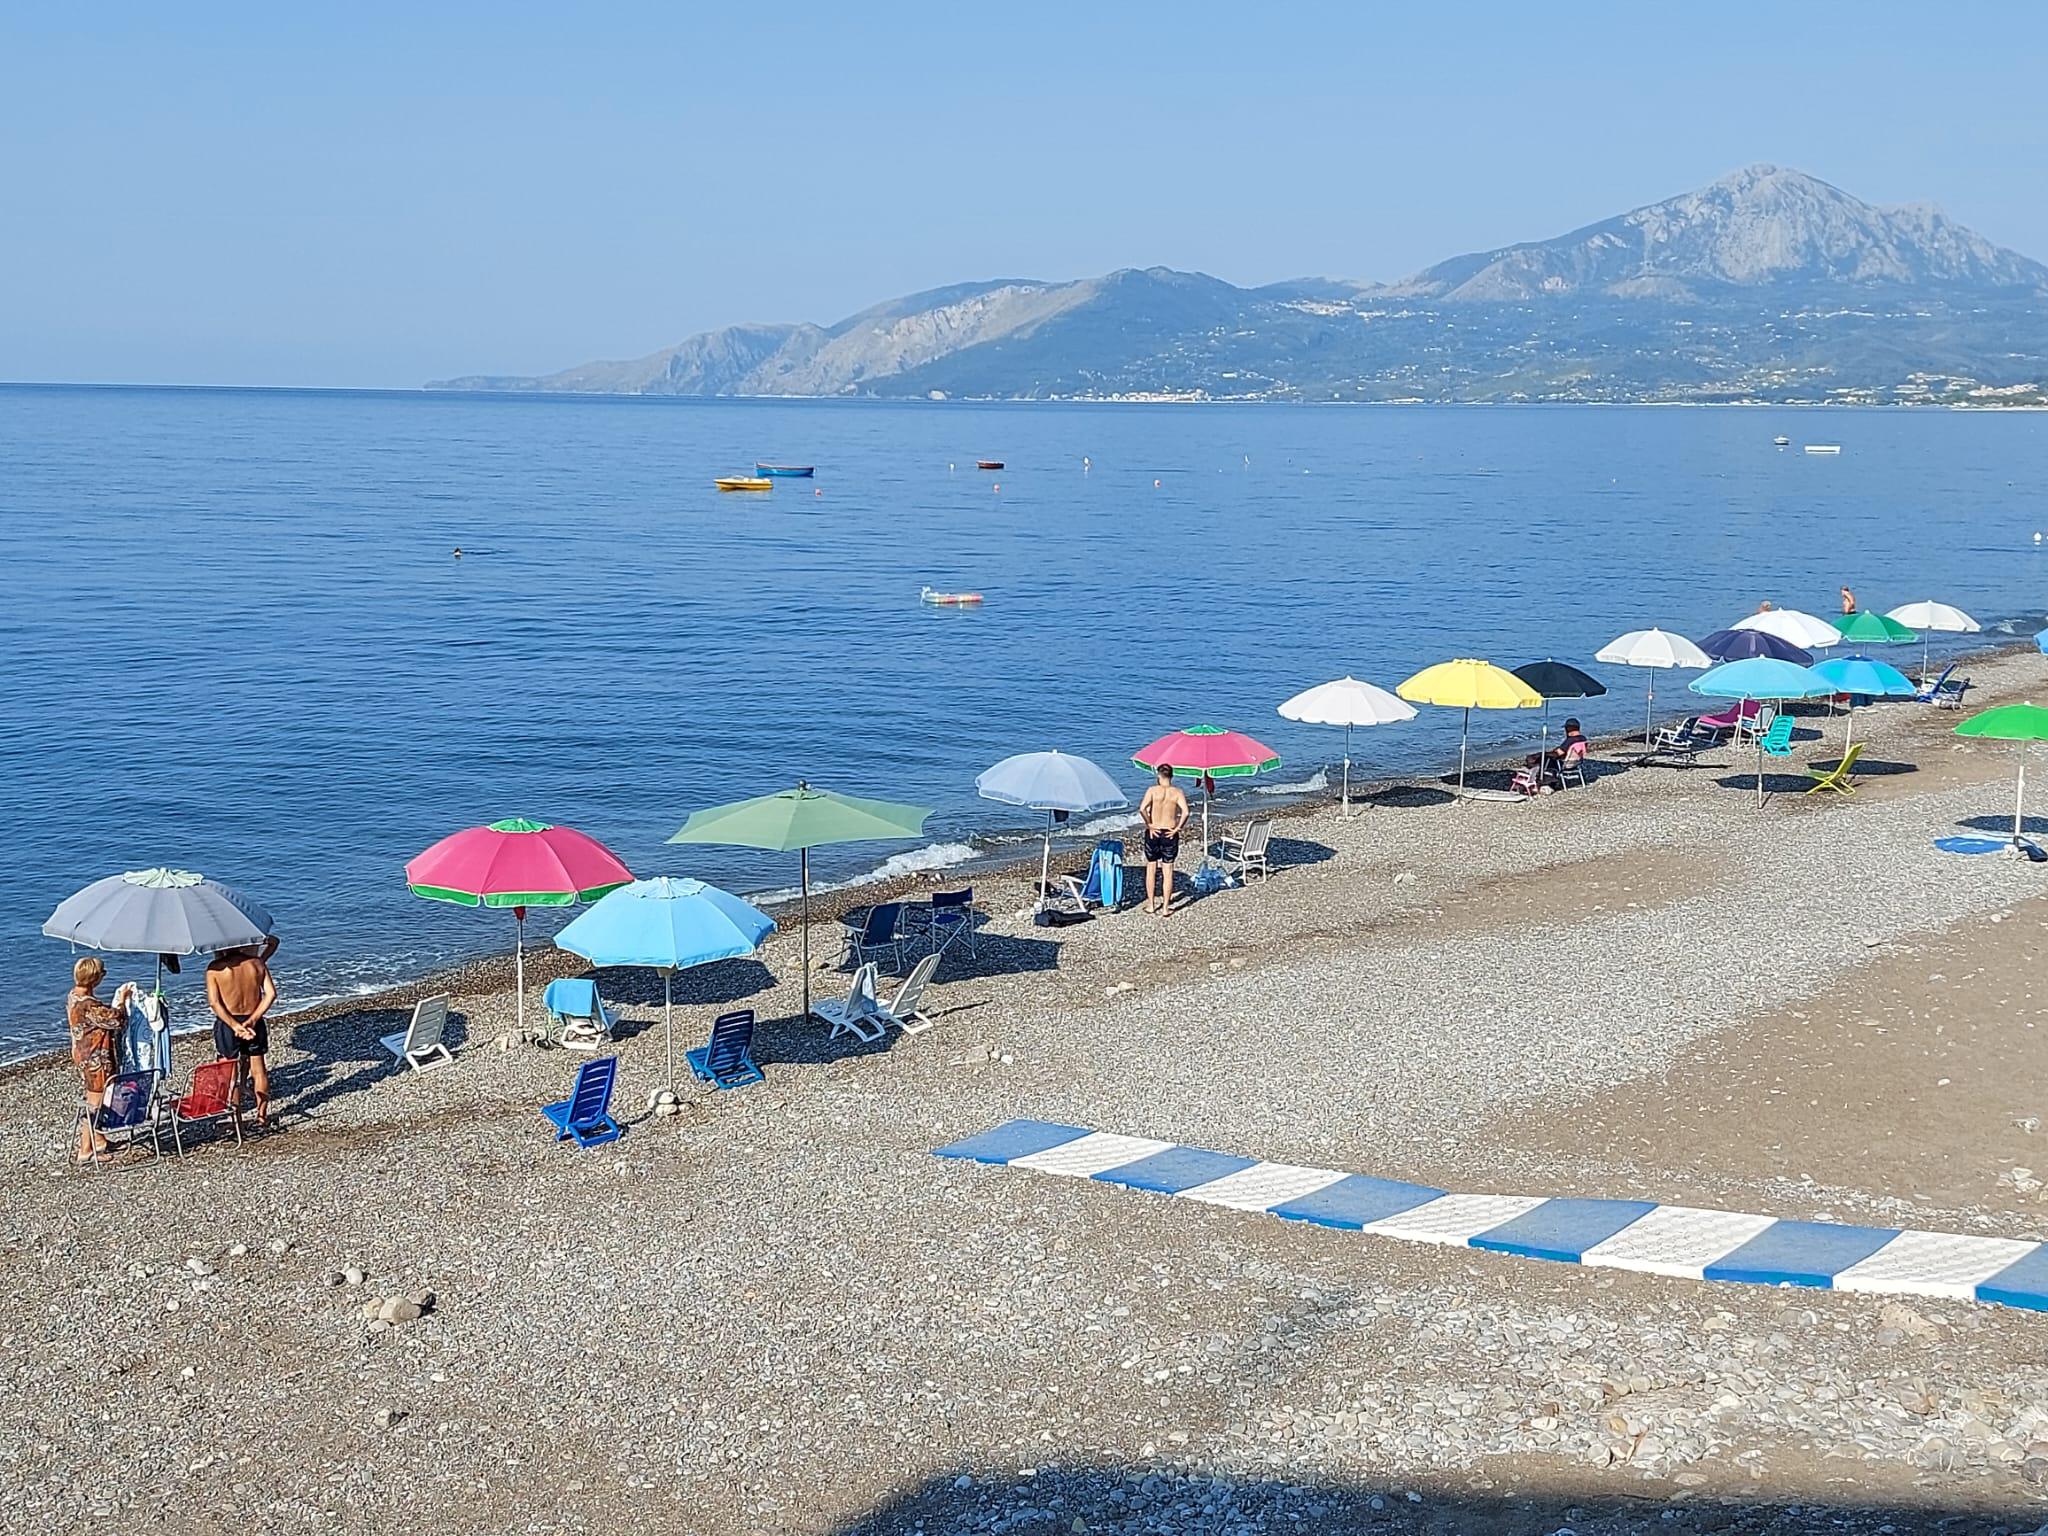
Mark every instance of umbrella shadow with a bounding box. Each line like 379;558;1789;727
1812;753;1918;778
1959;812;2048;836
271;1002;474;1119
1709;770;1824;797
1361;783;1456;808
584;957;777;1011
934;927;1063;980
1265;835;1335;871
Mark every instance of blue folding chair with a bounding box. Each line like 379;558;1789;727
928;888;978;960
847;903;905;973
541;1056;623;1147
686;1009;763;1090
86;1069;177;1168
540;977;618;1049
1060;841;1126;912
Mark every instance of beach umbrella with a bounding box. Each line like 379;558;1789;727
44;867;274;991
405;818;633;1038
1132;726;1281;851
1834;610;1919;647
2037;628;2048;657
1954;703;2048;846
1696;627;1815;667
1691;658;1835;806
1732;609;1842;649
1595;629;1713;749
1276;677;1417;814
1886;600;1980;682
1395;660;1543;795
669;782;931;1025
1810;654;1916;751
975;751;1128;910
554;877;774;1090
1509;660;1606;761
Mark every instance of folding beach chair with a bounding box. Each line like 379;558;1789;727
1059;840;1125;912
85;1069;177;1169
1555;739;1591;789
927;888;978;960
540;978;617;1050
1926;666;1971;710
1914;662;1956;705
174;1059;245;1148
846;903;905;974
540;1055;623;1147
876;953;940;1036
812;962;885;1043
380;995;455;1072
1643;718;1711;762
1758;715;1795;757
1216;819;1273;881
686;1009;763;1090
1805;742;1865;795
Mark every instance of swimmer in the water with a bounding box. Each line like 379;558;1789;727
453;548;463;559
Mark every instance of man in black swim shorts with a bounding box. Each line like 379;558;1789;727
1137;763;1190;915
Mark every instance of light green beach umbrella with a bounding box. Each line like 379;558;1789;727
1955;703;2048;846
669;782;932;1024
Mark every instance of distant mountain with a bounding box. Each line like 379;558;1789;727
431;167;2048;405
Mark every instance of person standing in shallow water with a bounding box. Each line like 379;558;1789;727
68;956;137;1165
207;935;280;1129
1138;763;1190;916
1841;586;1857;615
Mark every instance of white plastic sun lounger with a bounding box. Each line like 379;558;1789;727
381;996;455;1072
812;962;886;1043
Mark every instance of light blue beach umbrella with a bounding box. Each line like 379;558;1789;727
1692;657;1836;806
976;750;1128;910
1810;654;1917;752
2035;628;2048;657
554;876;775;1090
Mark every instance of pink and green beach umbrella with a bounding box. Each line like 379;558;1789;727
1133;725;1281;851
405;818;634;1037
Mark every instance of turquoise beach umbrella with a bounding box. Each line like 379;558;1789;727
1810;654;1916;752
1692;658;1836;806
555;876;775;1090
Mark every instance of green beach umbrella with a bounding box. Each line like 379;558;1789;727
1955;703;2048;846
1833;611;1918;646
669;782;932;1024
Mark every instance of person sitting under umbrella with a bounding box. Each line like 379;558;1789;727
1515;719;1588;794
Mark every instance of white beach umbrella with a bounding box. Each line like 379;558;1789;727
1594;628;1714;749
1277;676;1417;814
1731;608;1842;650
1886;600;1981;682
975;751;1128;910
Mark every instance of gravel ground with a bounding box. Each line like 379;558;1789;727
5;651;2048;1535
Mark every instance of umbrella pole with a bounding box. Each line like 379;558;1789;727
1643;683;1654;751
1756;720;1765;809
1459;706;1471;796
2017;755;2028;846
514;907;526;1040
1343;723;1352;816
799;848;812;1024
1039;810;1053;912
663;968;676;1090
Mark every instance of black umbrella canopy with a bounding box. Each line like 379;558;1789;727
1696;627;1814;666
1511;660;1607;700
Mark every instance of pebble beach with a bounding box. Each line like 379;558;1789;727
8;647;2048;1536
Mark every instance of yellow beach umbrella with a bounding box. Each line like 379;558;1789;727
1396;659;1544;795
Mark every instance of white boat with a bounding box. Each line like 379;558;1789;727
1803;444;1842;455
1773;435;1790;447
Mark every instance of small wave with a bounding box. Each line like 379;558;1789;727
1072;809;1144;838
750;840;981;904
1253;768;1330;795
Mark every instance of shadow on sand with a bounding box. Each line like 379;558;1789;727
831;1464;2033;1536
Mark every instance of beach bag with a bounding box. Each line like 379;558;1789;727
1034;904;1090;927
1190;862;1234;896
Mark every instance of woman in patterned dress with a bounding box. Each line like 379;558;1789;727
68;956;135;1165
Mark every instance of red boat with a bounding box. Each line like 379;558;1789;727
976;460;1004;471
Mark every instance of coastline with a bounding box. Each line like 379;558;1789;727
10;632;2032;1082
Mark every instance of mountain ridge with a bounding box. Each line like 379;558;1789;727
431;167;2048;405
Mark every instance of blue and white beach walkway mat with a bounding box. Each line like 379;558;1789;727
935;1120;2048;1313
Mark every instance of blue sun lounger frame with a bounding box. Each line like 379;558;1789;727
541;1055;623;1147
687;1009;764;1091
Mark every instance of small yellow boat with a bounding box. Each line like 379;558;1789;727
715;475;774;492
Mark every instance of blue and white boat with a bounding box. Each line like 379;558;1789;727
754;463;815;478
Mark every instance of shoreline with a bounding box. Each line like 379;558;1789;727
8;633;2030;1082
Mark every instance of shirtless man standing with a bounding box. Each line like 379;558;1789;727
1138;763;1190;915
207;934;280;1129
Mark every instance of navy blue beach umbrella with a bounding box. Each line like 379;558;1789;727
1696;627;1815;667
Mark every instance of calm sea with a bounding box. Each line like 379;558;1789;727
5;386;2046;1057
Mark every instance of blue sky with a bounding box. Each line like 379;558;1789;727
3;3;2044;387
